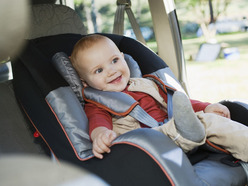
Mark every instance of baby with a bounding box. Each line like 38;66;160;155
71;34;248;162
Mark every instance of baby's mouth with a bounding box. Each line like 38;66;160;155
109;75;122;84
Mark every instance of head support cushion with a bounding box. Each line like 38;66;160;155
124;53;142;78
52;52;84;104
52;52;142;102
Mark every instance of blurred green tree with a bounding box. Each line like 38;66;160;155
176;0;231;42
74;0;99;33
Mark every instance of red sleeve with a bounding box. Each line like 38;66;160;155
84;102;113;138
158;86;210;112
190;99;210;112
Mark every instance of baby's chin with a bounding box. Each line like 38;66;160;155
104;88;125;92
103;84;127;92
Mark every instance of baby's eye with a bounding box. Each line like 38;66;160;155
95;68;103;74
112;58;118;64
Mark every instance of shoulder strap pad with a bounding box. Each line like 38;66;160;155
148;67;185;93
83;87;138;116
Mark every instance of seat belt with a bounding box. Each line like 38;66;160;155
129;105;159;128
113;2;125;35
113;0;146;45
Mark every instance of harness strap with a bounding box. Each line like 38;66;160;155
129;105;159;128
125;7;146;44
166;89;174;120
144;74;178;122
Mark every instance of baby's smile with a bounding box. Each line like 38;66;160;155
108;75;122;84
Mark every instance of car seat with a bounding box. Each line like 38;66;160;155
12;3;248;186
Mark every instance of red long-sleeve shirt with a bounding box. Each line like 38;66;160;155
85;86;210;136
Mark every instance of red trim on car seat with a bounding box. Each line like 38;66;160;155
111;141;175;186
45;99;93;161
206;139;230;154
19;101;59;162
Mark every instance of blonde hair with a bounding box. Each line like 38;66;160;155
71;34;108;70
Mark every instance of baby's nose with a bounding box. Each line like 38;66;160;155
107;66;117;76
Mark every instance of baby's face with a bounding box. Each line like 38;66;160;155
76;39;130;92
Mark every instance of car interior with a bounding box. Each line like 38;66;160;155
1;0;248;185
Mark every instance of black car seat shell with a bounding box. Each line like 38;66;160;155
12;3;248;186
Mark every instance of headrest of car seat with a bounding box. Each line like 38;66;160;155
25;4;87;39
52;52;142;103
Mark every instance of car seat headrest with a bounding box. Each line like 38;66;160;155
25;4;87;39
52;52;142;103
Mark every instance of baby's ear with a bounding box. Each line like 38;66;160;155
80;78;88;87
82;82;88;87
121;52;124;57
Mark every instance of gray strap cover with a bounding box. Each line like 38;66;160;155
151;67;185;93
84;87;137;115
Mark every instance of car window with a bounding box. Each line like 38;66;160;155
74;0;157;52
0;60;12;83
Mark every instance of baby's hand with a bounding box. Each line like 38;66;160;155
91;127;117;159
204;103;230;119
